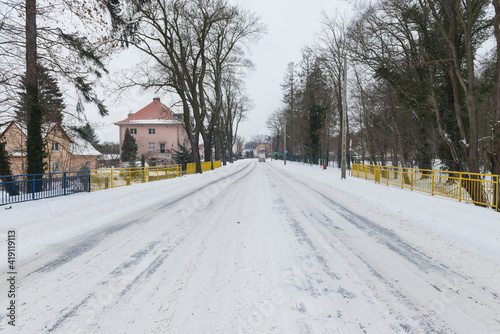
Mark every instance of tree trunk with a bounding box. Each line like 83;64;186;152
487;0;500;209
489;0;500;175
191;134;202;173
25;0;45;178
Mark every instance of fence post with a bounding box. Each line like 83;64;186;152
111;169;114;188
64;172;67;195
431;171;435;196
401;169;404;189
87;171;91;192
459;173;462;202
496;177;499;212
32;175;35;200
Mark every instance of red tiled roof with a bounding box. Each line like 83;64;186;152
115;98;176;124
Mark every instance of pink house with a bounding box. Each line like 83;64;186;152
115;98;190;165
0;121;101;174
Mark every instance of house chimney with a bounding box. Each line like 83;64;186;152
153;97;160;103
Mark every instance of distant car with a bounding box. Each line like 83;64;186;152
258;152;266;162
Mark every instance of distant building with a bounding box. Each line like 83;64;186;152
0;121;101;175
255;142;271;157
115;98;190;165
96;154;121;169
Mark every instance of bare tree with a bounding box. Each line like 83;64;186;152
204;6;264;164
113;0;263;173
266;109;284;154
424;0;492;173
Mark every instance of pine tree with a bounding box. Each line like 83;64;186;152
0;140;11;177
16;65;66;124
121;128;137;164
74;122;99;145
0;140;18;196
174;144;193;170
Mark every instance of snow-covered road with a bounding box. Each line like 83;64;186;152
1;159;499;333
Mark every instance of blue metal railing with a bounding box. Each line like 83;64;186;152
0;171;91;206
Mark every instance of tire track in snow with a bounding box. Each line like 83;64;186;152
26;162;253;277
31;218;146;275
286;203;445;333
117;234;187;297
263;164;448;333
265;162;500;333
46;294;94;333
39;162;256;333
269;164;453;275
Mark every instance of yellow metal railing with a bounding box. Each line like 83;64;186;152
90;164;182;191
186;161;222;175
351;164;499;211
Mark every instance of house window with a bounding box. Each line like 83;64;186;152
52;161;61;172
149;142;155;151
130;128;137;135
52;142;60;152
148;128;155;135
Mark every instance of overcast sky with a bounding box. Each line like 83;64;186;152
95;0;352;144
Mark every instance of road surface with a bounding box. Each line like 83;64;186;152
1;159;499;333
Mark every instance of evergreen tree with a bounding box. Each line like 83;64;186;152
0;140;11;177
74;122;99;145
16;65;66;124
121;128;137;164
174;144;193;170
0;140;18;196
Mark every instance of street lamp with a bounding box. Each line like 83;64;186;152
341;56;347;179
284;116;286;165
317;56;347;179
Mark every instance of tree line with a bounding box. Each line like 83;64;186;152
268;0;500;180
0;0;263;176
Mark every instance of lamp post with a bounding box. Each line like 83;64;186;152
341;56;347;179
284;116;287;165
317;56;347;179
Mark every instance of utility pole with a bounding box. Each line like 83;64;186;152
341;56;347;179
284;117;287;165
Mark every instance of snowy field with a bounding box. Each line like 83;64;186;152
0;159;499;333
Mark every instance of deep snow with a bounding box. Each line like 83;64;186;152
0;159;499;333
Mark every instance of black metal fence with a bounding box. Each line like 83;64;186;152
0;171;91;206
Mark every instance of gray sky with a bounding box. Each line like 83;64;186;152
95;0;351;144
